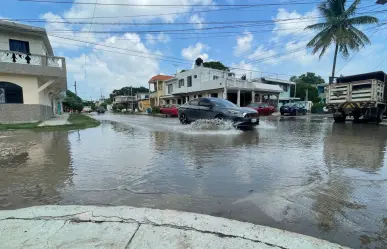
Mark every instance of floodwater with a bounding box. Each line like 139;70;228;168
1;113;387;248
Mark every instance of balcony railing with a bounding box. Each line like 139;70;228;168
0;49;65;70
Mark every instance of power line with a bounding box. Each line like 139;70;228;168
84;0;97;88
18;0;323;7
0;6;262;22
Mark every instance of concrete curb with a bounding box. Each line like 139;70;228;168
0;205;348;249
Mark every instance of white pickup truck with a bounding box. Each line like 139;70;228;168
326;71;387;122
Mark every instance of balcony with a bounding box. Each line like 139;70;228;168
0;49;66;78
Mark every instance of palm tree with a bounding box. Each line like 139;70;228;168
305;0;378;81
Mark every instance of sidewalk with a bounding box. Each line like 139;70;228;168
38;113;70;126
0;205;348;249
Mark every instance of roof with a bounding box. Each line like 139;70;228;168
262;77;295;85
252;77;295;85
0;20;54;56
336;71;387;83
148;75;174;83
254;82;283;93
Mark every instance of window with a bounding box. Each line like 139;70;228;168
9;39;30;54
187;76;192;87
0;88;5;103
198;95;202;98
194;95;196;99
281;84;288;92
168;84;173;94
194;75;197;79
189;99;199;106
0;82;23;104
211;98;237;108
213;75;219;80
199;98;212;107
178;79;184;88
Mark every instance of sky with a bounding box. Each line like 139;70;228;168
2;0;387;99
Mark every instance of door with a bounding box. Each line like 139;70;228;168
186;99;200;120
262;103;271;115
198;98;214;119
257;103;265;115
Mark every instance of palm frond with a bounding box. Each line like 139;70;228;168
345;0;360;17
348;15;379;25
339;44;350;58
349;26;371;44
305;22;330;31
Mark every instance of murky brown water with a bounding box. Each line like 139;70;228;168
1;114;387;248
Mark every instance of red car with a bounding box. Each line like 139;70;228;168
247;102;276;116
160;104;179;117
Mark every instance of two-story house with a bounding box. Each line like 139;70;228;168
0;21;67;123
148;74;174;107
162;63;283;107
252;77;298;108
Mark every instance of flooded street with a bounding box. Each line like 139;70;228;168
1;114;387;248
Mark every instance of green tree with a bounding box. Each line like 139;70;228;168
63;90;83;112
203;61;229;71
290;72;325;85
295;83;321;103
305;0;378;80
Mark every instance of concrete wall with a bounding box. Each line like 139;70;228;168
0;32;46;55
0;74;39;104
0;104;53;123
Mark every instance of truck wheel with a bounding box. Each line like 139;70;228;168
377;105;385;123
377;110;383;123
334;114;346;122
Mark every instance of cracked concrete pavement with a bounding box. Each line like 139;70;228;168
0;205;349;249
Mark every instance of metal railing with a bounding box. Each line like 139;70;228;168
0;49;65;70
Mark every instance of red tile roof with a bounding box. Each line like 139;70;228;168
148;74;174;83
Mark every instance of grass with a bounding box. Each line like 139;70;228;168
0;122;41;130
0;114;100;131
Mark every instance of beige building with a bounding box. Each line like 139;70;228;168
148;74;174;107
0;21;67;123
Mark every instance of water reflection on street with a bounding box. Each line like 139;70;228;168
1;113;387;248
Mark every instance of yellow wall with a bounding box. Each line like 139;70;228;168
138;99;151;112
0;74;40;104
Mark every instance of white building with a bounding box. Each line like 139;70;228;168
162;65;283;107
252;77;298;108
0;21;67;123
135;92;150;101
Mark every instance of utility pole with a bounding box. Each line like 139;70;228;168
131;86;133;111
74;81;77;95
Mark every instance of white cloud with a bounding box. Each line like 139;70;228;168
190;14;205;29
181;42;209;61
247;45;278;64
66;33;160;96
145;32;171;45
234;32;253;56
272;8;319;39
230;61;259;79
63;0;214;23
42;12;99;50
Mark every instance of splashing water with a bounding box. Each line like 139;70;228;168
189;119;237;131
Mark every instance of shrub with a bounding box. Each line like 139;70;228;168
311;103;325;113
152;107;160;114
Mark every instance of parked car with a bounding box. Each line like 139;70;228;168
178;97;259;129
96;106;106;114
280;103;307;116
82;106;92;113
160;104;179;117
247;102;276;115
